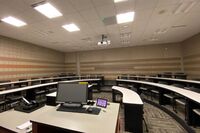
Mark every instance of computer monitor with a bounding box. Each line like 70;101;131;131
56;83;88;107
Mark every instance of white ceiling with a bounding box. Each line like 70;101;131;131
0;0;200;52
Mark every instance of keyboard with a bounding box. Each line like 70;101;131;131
57;106;87;113
57;106;101;115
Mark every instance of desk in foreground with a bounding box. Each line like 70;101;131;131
0;103;120;133
112;86;143;133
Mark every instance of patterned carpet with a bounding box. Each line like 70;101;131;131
93;91;188;133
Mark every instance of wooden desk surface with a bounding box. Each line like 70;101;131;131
0;76;102;86
0;79;100;95
117;79;200;104
112;86;143;105
0;103;119;133
0;106;49;132
0;82;57;95
128;76;200;85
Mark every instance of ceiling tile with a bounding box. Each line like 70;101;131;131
115;0;136;13
0;0;199;52
92;0;114;7
79;8;100;21
69;0;94;11
96;4;116;19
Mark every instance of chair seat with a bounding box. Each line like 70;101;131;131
7;96;22;101
35;90;46;95
0;87;6;91
127;85;132;88
49;88;57;92
193;109;200;116
175;99;186;105
140;87;148;91
21;84;28;87
0;100;5;104
164;94;174;99
151;90;159;94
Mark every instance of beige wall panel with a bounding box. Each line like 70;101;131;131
77;43;181;62
182;33;200;79
65;53;77;63
65;43;182;79
182;33;200;56
0;35;65;81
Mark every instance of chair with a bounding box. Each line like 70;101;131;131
174;98;187;119
0;95;6;112
19;79;28;87
121;74;128;79
35;90;46;101
162;72;172;78
31;78;41;85
150;82;164;101
0;100;6;112
42;77;51;83
150;89;159;101
0;87;6;91
139;86;150;99
192;109;200;127
172;84;186;114
0;80;11;90
174;72;187;79
5;94;22;110
164;83;185;113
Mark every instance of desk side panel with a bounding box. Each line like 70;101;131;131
0;126;16;133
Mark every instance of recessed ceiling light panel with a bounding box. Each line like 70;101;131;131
1;16;27;27
33;3;62;18
116;11;135;24
62;23;80;32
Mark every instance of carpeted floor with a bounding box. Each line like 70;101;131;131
93;89;193;133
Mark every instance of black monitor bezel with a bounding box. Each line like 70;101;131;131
56;82;88;104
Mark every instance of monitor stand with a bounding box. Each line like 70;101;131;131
57;103;86;113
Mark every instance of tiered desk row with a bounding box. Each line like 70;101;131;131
0;76;113;133
0;100;119;133
112;86;144;133
117;75;200;128
0;75;104;113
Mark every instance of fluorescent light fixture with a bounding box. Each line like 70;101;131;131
114;0;128;3
116;11;135;24
1;16;27;27
62;23;80;32
33;3;62;18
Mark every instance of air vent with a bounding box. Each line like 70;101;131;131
120;32;131;39
102;16;117;26
31;1;46;7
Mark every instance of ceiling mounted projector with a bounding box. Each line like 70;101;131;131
97;34;111;46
